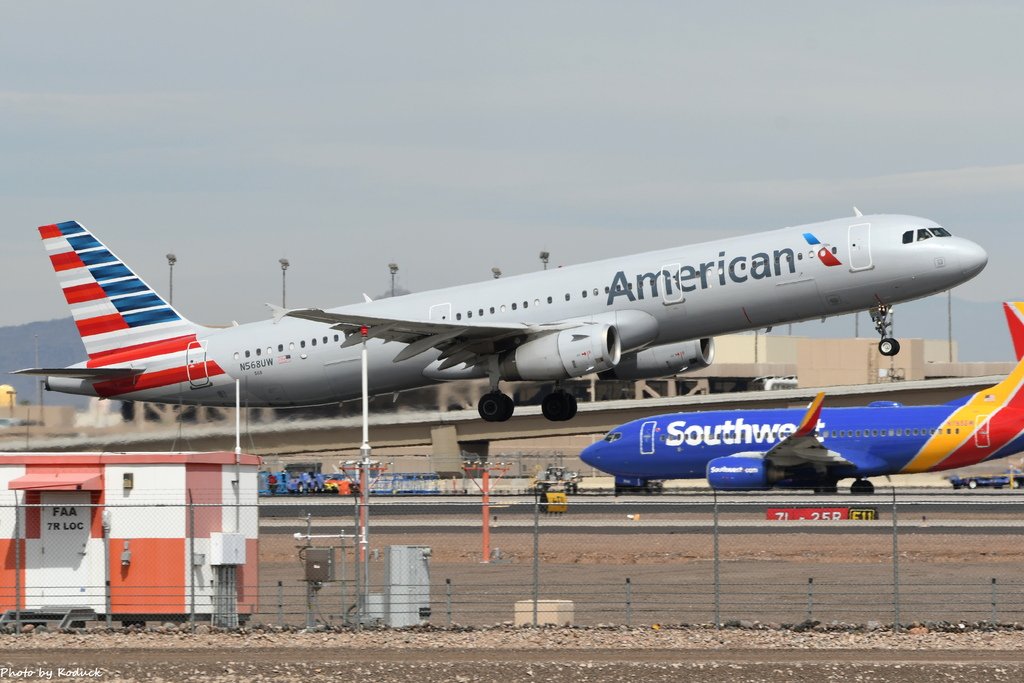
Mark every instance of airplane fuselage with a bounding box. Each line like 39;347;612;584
46;214;987;407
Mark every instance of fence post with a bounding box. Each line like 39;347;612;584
806;577;814;623
991;578;997;625
625;577;632;626
532;488;540;627
446;578;452;627
891;485;900;632
713;490;720;629
189;500;196;631
14;497;21;630
277;581;283;627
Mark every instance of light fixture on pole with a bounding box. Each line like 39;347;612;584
166;254;177;305
491;267;502;279
539;251;550;270
388;263;399;297
279;258;290;308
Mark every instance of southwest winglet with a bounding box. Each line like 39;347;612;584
795;392;826;437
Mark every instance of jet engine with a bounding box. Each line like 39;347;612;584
499;324;621;381
705;455;782;490
598;338;714;381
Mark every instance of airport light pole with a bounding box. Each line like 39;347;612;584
279;258;290;308
166;254;176;305
539;251;549;271
388;263;399;297
491;267;501;279
948;290;953;363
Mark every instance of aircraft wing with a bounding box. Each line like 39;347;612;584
765;392;853;467
13;366;145;379
271;305;574;367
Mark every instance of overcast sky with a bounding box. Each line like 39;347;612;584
3;2;1023;359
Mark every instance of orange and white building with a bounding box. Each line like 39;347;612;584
0;451;259;622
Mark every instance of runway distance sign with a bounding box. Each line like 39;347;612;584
767;507;878;521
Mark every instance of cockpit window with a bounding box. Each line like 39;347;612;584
902;230;913;244
931;227;952;237
603;432;622;443
917;228;933;241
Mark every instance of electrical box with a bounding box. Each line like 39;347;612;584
122;473;133;490
210;532;246;565
385;545;431;627
304;547;334;582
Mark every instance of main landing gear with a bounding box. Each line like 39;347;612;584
477;388;578;423
870;304;900;357
850;479;875;494
541;390;577;422
478;391;515;422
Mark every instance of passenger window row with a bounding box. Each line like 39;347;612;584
234;334;341;360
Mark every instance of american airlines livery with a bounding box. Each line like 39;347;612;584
581;302;1024;494
19;215;986;423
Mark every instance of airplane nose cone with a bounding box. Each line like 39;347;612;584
580;442;602;468
960;240;988;279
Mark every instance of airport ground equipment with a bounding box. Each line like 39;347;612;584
532;465;581;494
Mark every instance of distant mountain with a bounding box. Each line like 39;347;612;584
0;318;86;407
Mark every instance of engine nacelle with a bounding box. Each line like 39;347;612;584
598;338;714;381
500;324;621;381
706;455;780;490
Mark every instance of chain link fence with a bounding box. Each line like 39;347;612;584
3;491;1024;629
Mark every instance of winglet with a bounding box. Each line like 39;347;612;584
1003;302;1024;361
265;303;290;325
794;392;826;437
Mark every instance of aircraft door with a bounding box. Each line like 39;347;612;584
429;303;453;322
660;263;684;305
848;223;873;271
975;414;991;448
186;340;211;388
640;420;657;455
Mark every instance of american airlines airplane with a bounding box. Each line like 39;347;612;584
580;302;1024;495
18;214;986;422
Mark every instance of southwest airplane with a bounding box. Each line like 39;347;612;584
580;302;1024;494
18;214;986;423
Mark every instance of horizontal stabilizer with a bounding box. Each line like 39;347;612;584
13;366;145;379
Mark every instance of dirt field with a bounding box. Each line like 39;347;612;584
257;527;1024;627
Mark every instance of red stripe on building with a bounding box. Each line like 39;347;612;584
93;361;226;398
64;282;108;305
87;334;197;365
186;463;223;537
50;251;85;272
38;224;62;240
76;313;129;338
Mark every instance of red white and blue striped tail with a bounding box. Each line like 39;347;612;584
39;221;197;360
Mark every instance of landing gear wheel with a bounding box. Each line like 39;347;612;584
870;304;900;356
541;391;578;422
850;479;875;495
878;338;900;357
478;391;514;422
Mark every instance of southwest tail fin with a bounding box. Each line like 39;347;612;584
1003;302;1024;361
38;221;198;360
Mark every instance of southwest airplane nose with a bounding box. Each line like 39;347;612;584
580;442;602;468
960;239;988;279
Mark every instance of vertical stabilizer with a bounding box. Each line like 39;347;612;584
39;221;198;360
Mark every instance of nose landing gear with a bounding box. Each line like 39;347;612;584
870;304;900;357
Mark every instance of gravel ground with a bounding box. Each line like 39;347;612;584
3;626;1024;682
